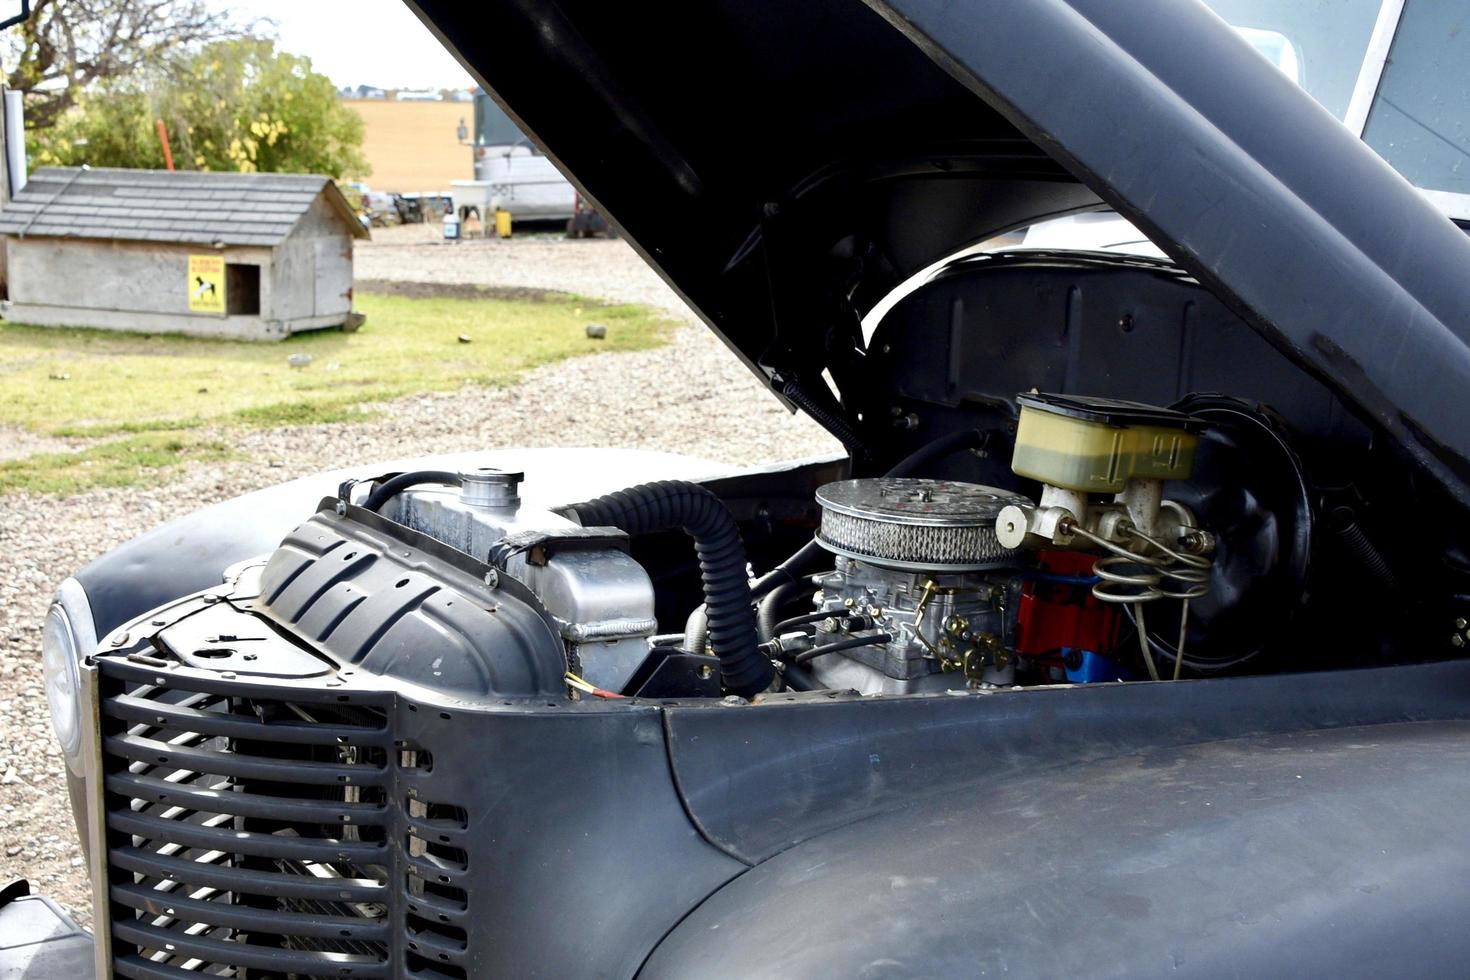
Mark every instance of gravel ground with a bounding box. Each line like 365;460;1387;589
0;228;837;926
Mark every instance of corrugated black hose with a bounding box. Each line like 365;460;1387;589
565;480;773;697
781;379;869;460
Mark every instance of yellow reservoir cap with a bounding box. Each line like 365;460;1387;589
1011;394;1199;493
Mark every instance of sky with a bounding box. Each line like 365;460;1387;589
209;0;477;91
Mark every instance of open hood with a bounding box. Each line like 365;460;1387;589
407;0;1470;506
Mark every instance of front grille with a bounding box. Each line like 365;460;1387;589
94;657;469;979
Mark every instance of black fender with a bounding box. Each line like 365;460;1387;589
647;662;1470;978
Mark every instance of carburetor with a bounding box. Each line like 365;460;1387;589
800;478;1032;695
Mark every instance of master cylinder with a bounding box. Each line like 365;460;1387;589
995;393;1214;559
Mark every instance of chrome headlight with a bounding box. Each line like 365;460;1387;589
41;602;82;757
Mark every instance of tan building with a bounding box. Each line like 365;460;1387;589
0;167;368;340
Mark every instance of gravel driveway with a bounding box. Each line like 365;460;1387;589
0;228;837;926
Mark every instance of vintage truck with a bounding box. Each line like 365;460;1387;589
12;0;1470;976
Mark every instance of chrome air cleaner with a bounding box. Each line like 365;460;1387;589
814;478;1028;572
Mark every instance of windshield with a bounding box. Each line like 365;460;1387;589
1200;0;1383;120
1361;3;1470;197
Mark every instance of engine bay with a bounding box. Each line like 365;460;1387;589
241;378;1451;704
97;249;1464;714
125;254;1470;704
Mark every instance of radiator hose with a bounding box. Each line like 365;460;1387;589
565;481;772;697
362;470;461;512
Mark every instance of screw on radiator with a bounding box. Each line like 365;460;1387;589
485;569;500;588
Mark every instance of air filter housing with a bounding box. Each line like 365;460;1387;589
815;478;1028;571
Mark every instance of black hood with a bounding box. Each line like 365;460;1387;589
407;0;1470;505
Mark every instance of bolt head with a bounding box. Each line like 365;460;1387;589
1453;634;1466;648
1456;618;1468;631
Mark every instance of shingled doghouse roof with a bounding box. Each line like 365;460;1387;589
0;167;369;246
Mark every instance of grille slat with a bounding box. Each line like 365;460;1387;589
106;732;390;786
108;810;388;864
94;654;481;976
105;693;384;745
112;920;391;977
111;845;387;903
100;675;395;976
402;884;467;919
106;772;389;825
110;881;390;944
113;952;226;980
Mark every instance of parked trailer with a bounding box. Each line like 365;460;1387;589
451;91;578;227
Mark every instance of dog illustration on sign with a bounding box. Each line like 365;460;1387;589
187;254;226;312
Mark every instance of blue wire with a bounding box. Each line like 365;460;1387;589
1020;571;1102;586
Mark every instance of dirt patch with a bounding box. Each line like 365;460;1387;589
0;426;89;462
354;279;575;304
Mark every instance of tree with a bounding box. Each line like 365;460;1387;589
30;38;371;180
4;0;241;131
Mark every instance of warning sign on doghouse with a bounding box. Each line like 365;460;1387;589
188;254;226;314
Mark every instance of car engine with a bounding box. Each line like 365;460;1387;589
105;385;1386;712
230;389;1274;702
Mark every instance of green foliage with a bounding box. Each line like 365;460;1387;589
29;38;370;179
29;87;168;169
232;399;374;427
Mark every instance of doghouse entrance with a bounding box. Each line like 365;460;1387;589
226;263;261;315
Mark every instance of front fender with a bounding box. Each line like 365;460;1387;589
646;663;1470;978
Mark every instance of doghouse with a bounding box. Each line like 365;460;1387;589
0;167;369;340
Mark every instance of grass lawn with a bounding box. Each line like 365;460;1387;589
0;288;672;494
